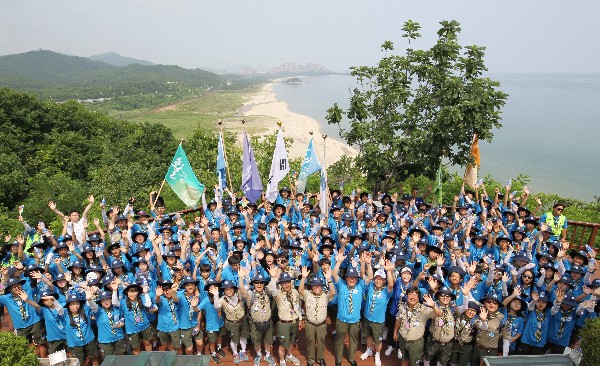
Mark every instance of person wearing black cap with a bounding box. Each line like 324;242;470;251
177;276;202;356
500;287;526;356
267;268;302;366
299;265;336;366
200;280;226;363
62;289;100;366
472;292;504;365
547;290;578;354
0;277;47;357
38;289;67;354
423;286;456;366
451;300;484;366
95;290;126;356
216;279;250;364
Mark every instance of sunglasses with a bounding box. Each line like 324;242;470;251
277;258;288;262
439;293;451;298
556;208;564;212
522;274;533;279
485;300;498;305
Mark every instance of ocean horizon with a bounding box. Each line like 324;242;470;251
271;74;600;202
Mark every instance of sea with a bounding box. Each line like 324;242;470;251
271;74;600;202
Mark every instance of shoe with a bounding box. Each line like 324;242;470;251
254;355;262;366
234;354;242;365
286;354;301;366
241;352;249;361
211;353;221;364
318;360;326;366
348;362;357;366
265;355;276;366
217;348;226;358
397;350;403;359
384;346;394;357
360;348;373;360
382;327;388;341
374;353;381;366
334;361;341;366
331;330;337;340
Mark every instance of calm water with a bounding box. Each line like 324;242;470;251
272;74;600;201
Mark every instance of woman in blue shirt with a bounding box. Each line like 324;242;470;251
61;290;99;366
116;280;156;355
38;289;67;355
518;291;552;355
95;290;126;356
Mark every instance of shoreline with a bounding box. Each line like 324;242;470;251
237;82;357;167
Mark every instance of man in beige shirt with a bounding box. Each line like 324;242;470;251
299;266;336;366
268;268;303;366
393;287;435;366
214;280;249;364
238;269;276;366
473;293;504;366
423;286;455;366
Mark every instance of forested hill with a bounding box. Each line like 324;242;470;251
0;50;225;98
88;52;154;67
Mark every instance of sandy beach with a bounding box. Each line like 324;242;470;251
235;83;357;168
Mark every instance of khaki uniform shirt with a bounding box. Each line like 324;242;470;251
454;313;479;344
267;280;301;321
396;303;434;341
218;295;246;322
429;305;455;344
244;290;272;323
301;291;329;325
476;311;504;349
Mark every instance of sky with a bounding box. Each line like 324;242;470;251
1;0;599;74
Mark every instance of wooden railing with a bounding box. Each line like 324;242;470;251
567;220;600;249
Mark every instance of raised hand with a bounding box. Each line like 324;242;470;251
423;294;436;307
531;291;540;302
88;195;95;204
190;296;200;307
155;286;164;297
479;307;488;320
301;266;310;279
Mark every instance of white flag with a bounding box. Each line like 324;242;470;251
265;129;289;202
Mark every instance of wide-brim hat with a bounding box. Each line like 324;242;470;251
287;240;302;250
97;290;113;301
87;233;102;243
55;242;69;250
107;241;122;251
272;203;286;211
467;301;481;312
309;277;325;287
232;221;245;229
329;205;342;213
204;279;221;292
158;225;173;233
68;261;86;271
517;206;531;217
131;230;149;241
447;266;466;278
436;286;456;300
561;294;578;307
345;268;361;278
38;289;59;305
133;258;148;268
52;273;68;285
279;186;291;194
221;280;238;290
180;276;199;287
567;265;586;275
536;292;553;307
110;260;127;270
5;277;26;290
251;273;268;283
558;275;575;288
409;228;426;238
496;236;512;245
27;240;49;253
482;293;504;308
569;250;589;265
425;244;444;255
277;272;293;284
24;264;45;277
430;224;444;232
65;293;85;305
511;228;526;237
134;210;150;219
523;216;538;225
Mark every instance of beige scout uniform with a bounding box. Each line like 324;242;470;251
450;312;480;366
301;291;329;363
396;303;434;366
243;289;273;344
473;311;504;365
424;305;455;364
219;294;249;343
268;280;302;349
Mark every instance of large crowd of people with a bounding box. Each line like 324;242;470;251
0;184;598;366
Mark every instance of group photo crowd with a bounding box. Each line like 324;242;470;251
1;184;598;366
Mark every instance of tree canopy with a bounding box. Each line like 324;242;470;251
326;20;508;191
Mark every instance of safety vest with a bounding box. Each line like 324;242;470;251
545;212;566;236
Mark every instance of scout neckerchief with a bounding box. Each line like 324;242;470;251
347;285;356;314
403;303;422;329
132;300;144;323
105;307;117;335
534;309;545;342
558;308;573;337
166;296;177;322
73;314;85;340
12;294;29;320
284;289;297;317
437;305;453;338
309;291;326;323
369;286;383;314
184;292;196;320
251;290;269;319
455;313;474;339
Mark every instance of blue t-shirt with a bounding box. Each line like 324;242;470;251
156;295;180;332
0;293;42;329
177;290;199;330
198;297;224;332
94;306;125;343
502;311;524;351
520;308;550;347
335;278;365;323
363;283;392;323
40;306;67;342
548;308;577;347
63;306;95;347
119;298;151;334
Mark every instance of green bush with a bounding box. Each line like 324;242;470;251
581;317;600;366
0;331;39;366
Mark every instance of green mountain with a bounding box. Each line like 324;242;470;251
88;52;154;67
0;50;225;99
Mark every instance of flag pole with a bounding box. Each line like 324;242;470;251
218;119;234;195
278;120;294;191
153;139;183;208
322;133;328;213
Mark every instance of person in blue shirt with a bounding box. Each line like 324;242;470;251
61;290;100;366
115;279;156;355
332;251;367;366
500;287;526;355
38;289;67;355
177;276;202;356
518;291;552;355
200;280;226;364
155;280;181;351
95;290;126;356
0;277;47;357
547;291;578;354
360;259;395;366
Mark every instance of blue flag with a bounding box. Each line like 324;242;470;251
216;131;227;194
241;131;263;203
165;144;205;207
297;138;321;193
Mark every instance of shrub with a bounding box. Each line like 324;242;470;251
581;317;600;366
0;331;39;366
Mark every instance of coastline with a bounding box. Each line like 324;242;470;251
236;82;357;167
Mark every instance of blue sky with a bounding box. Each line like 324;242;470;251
1;0;599;73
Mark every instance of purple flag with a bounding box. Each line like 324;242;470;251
241;131;263;203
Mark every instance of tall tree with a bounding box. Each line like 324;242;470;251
326;20;508;191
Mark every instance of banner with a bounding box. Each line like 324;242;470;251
464;134;480;188
434;160;443;205
165;144;205;207
241;131;263;203
297;138;322;193
265;129;290;202
216;131;227;195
